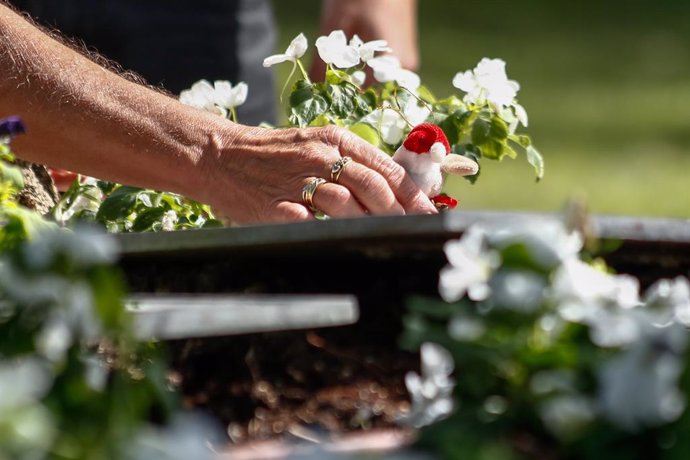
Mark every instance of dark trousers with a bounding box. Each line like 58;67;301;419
12;0;278;125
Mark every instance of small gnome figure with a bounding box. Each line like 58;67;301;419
392;123;479;210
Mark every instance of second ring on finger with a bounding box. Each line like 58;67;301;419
330;156;353;183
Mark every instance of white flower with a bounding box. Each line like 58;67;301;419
57;184;103;224
554;259;640;318
349;34;391;62
179;80;247;117
179;80;219;114
403;97;431;126
598;324;687;430
367;56;421;92
553;259;643;347
488;219;583;270
212;81;247;110
452;58;520;108
161;210;178;232
361;95;430;145
644;277;690;327
315;30;360;69
363;108;407;145
439;226;500;303
351;70;366;87
262;33;308;67
397;343;455;428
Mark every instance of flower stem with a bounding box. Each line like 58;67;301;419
296;59;311;84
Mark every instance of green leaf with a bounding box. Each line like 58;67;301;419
440;110;473;145
470;114;510;160
328;83;356;118
132;207;166;232
526;145;545;181
416;85;437;103
509;134;531;148
325;68;348;85
96;186;141;221
288;80;329;127
308;113;333;127
453;144;482;184
489;115;509;141
348;123;381;147
471;116;491;146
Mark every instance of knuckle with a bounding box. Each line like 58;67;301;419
331;186;352;203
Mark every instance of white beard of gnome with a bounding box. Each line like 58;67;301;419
393;123;479;208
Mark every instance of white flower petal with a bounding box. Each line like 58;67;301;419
286;33;308;59
351;70;366;87
262;53;292;67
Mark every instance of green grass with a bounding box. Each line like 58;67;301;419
272;0;690;217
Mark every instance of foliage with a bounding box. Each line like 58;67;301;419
1;125;214;459
400;218;690;459
52;180;221;233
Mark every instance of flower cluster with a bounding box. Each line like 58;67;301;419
397;342;456;428
184;30;544;185
402;216;690;457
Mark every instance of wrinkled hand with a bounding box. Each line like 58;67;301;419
199;124;436;224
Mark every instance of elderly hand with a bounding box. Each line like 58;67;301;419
198;123;437;224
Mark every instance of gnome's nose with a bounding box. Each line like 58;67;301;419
430;142;446;163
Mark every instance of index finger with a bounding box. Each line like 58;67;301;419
320;126;437;215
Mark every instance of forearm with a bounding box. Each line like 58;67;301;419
0;4;227;199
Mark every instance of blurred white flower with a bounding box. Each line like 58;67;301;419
540;394;596;438
262;33;308;67
315;30;360;68
179;80;247;117
37;314;73;362
367;56;421;91
349;34;391;62
19;226;118;270
161;210;178;232
553;259;642;347
598;323;687;431
448;314;486;341
644;276;690;327
439;227;500;302
554;259;639;316
397;343;455;428
488;269;546;313
488;220;583;270
0;358;53;410
452;58;520;109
